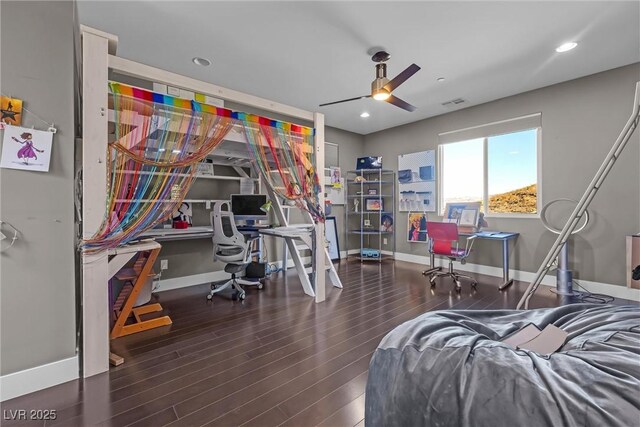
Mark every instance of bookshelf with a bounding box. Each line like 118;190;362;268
345;169;396;262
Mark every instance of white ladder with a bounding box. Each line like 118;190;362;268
517;81;640;309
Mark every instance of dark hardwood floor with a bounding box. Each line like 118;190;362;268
3;260;586;426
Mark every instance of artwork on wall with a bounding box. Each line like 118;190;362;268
0;125;53;172
398;150;436;212
0;96;23;127
325;216;340;261
324;167;345;205
407;211;428;243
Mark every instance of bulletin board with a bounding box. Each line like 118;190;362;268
398;150;436;212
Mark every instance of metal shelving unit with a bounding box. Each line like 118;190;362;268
345;169;396;262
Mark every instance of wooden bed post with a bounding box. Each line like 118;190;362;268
81;27;115;377
314;112;326;303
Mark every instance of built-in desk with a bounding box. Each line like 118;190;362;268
424;231;519;290
140;226;213;241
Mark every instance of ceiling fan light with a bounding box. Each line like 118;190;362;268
372;90;390;101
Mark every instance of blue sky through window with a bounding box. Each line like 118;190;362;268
488;129;537;195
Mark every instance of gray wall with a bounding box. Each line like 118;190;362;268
363;63;640;286
0;1;77;375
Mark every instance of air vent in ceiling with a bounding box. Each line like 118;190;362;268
441;98;467;107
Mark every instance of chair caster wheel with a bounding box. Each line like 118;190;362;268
471;282;478;288
207;294;212;300
211;284;219;290
257;283;264;290
238;292;246;301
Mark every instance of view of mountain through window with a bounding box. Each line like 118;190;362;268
440;129;538;215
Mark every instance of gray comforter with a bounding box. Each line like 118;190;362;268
365;304;640;427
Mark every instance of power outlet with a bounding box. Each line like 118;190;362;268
383;238;387;245
160;259;169;270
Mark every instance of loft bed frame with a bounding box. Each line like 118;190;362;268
80;26;333;377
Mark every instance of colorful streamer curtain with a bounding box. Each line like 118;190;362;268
82;83;235;252
82;83;322;253
239;113;323;222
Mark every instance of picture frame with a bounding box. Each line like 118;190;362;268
325;216;340;261
459;208;479;227
407;212;428;242
365;198;383;211
381;214;394;232
444;202;481;224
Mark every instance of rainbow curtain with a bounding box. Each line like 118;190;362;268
82;83;321;253
239;114;323;221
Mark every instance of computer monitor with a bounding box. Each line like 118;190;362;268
230;194;268;221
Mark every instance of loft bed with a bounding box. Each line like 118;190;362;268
79;26;340;377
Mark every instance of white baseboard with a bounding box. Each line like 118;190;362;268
0;356;78;402
155;250;639;302
393;252;640;301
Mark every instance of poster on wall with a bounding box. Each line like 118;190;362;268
0;96;23;127
398;150;436;212
407;211;428;243
0;125;53;172
324;167;345;205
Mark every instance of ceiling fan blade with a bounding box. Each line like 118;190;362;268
385;95;417;112
383;63;421;93
319;95;371;107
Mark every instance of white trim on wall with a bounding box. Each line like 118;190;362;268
394;252;640;301
0;356;78;402
157;249;638;300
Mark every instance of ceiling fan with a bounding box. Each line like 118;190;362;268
320;51;420;112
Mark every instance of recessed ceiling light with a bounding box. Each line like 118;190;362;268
436;77;445;82
192;57;211;66
360;112;370;118
555;42;577;53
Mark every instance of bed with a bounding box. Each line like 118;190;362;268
365;304;640;426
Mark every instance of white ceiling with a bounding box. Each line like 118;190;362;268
77;1;640;135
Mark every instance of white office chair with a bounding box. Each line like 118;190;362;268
207;201;263;301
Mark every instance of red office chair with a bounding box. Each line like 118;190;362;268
426;221;477;292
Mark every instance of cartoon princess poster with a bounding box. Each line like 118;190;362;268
0;125;53;172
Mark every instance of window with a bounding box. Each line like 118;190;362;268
439;123;540;216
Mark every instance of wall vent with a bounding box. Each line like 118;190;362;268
441;98;467;107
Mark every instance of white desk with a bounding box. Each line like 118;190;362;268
140;226;213;241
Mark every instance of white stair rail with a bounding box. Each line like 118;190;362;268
517;81;640;309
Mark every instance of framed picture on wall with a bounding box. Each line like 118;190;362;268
407;212;428;242
325;216;340;261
